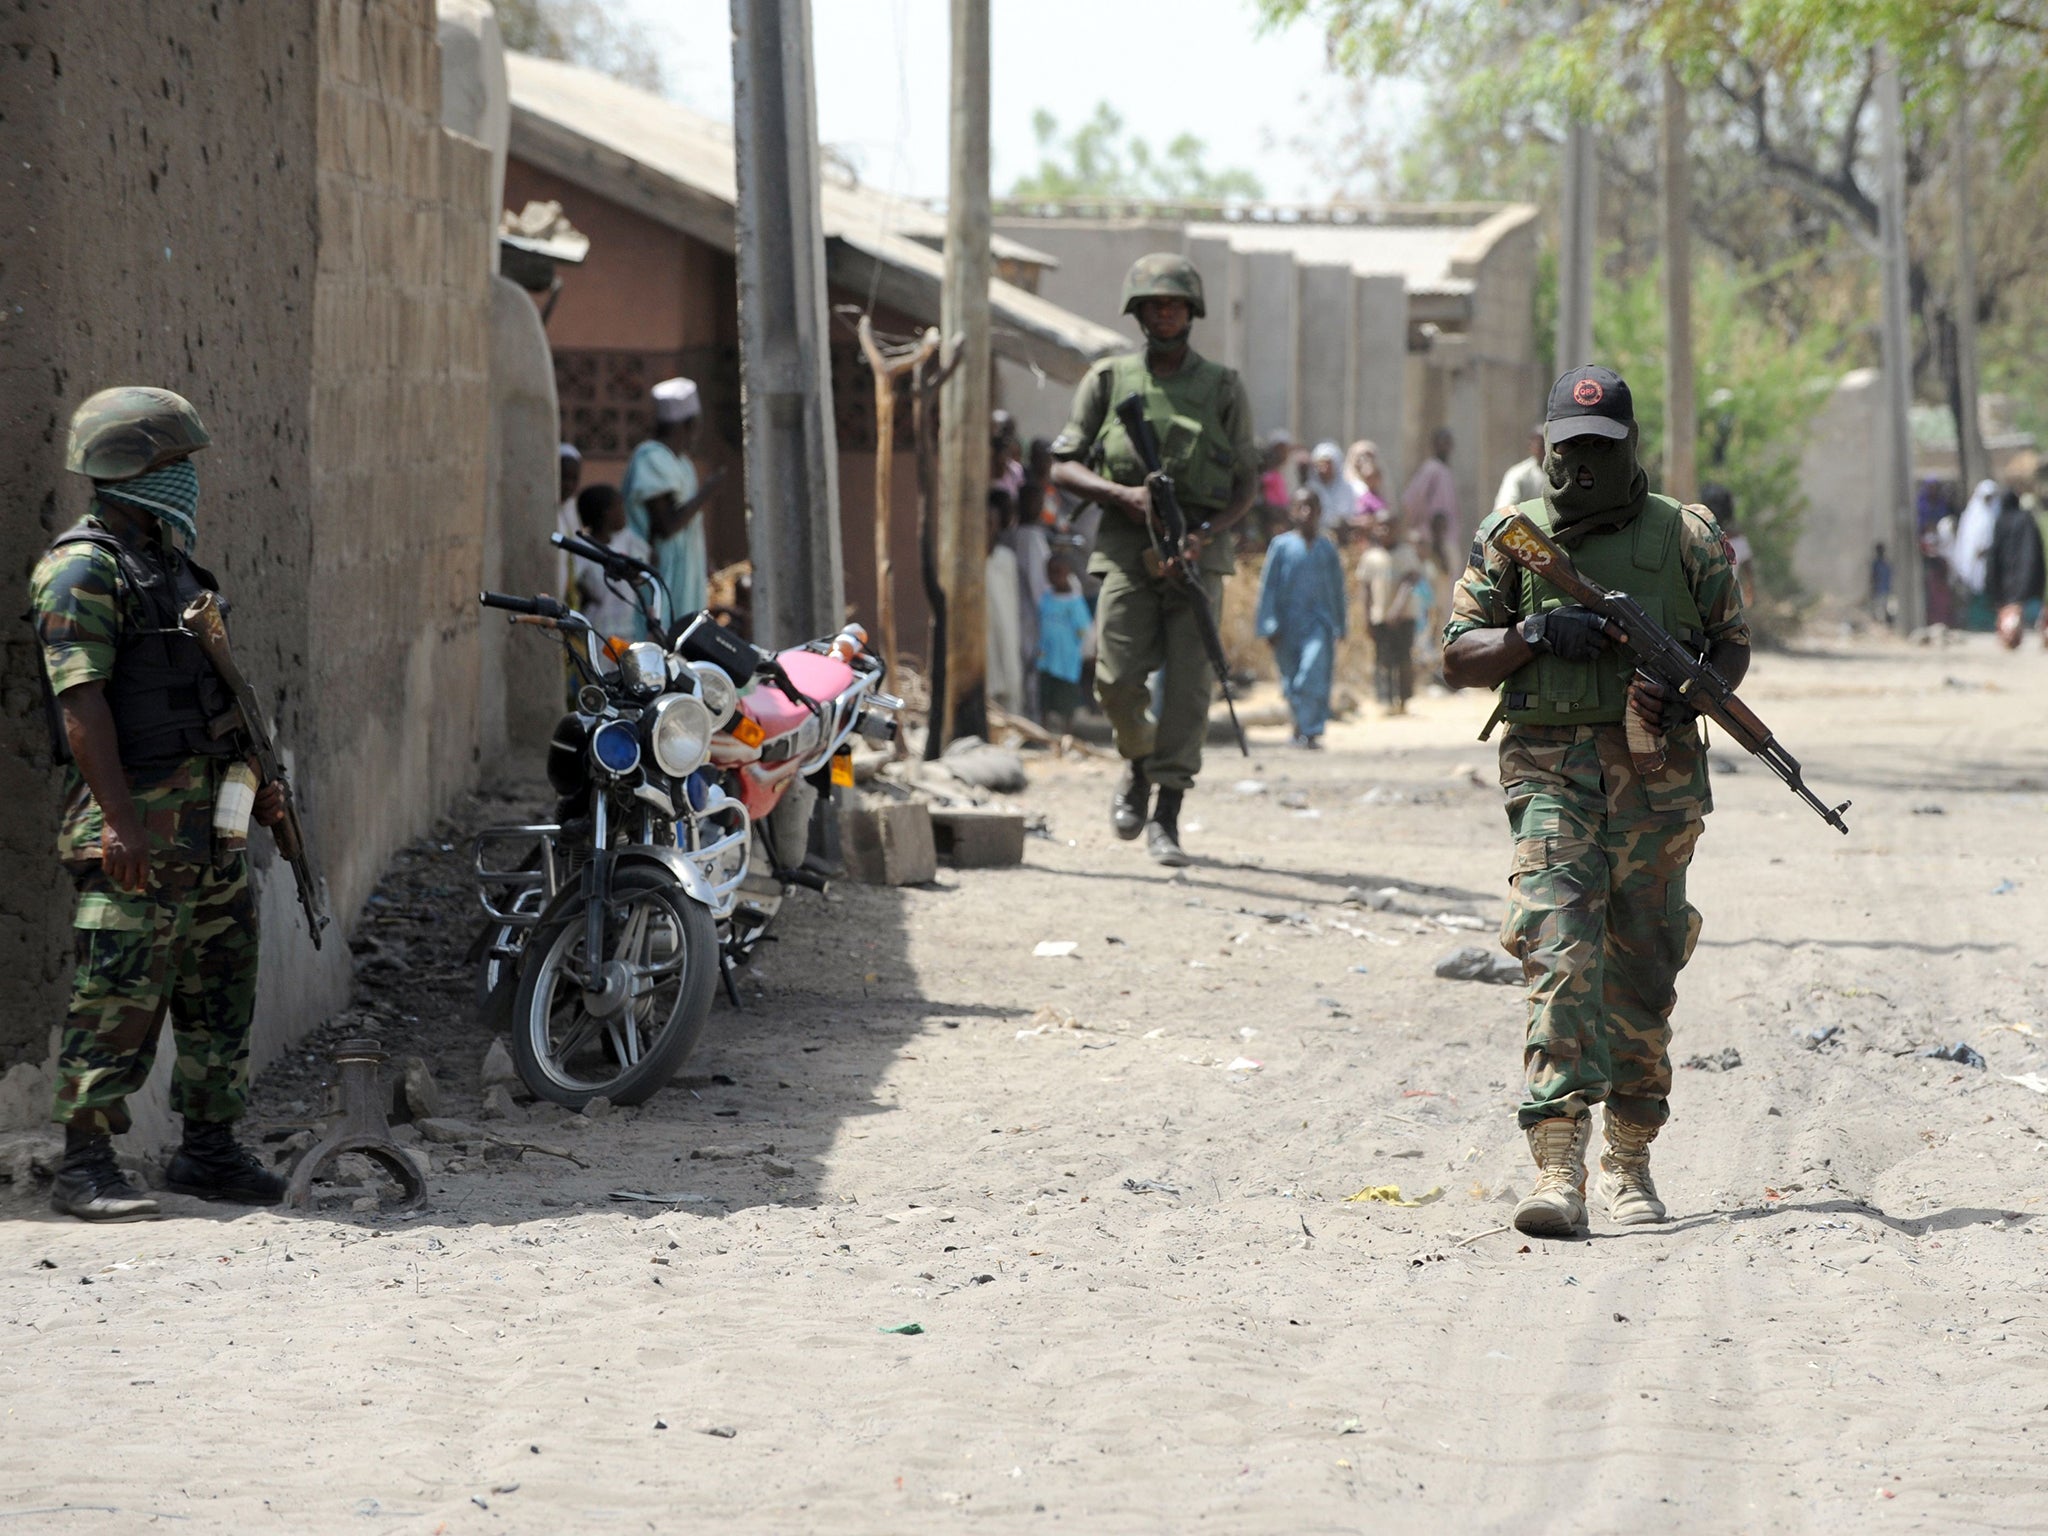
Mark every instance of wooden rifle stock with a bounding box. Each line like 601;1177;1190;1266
182;592;332;945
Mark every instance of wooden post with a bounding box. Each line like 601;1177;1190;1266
856;316;939;705
936;0;991;746
1876;50;1924;631
1660;63;1696;502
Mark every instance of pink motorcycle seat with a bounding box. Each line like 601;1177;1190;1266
742;649;854;739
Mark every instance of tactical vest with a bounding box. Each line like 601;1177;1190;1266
1496;495;1705;726
1093;350;1239;511
39;521;237;768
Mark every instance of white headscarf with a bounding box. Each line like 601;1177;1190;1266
1954;479;1999;594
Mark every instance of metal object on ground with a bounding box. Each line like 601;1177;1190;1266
283;1038;427;1212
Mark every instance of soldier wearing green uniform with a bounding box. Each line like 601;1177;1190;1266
1443;367;1749;1238
1050;254;1256;866
31;387;291;1221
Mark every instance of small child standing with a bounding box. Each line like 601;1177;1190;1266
1036;552;1094;734
571;484;654;642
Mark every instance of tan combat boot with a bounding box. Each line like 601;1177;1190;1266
1512;1116;1590;1238
1598;1113;1667;1225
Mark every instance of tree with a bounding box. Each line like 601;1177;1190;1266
496;0;666;95
1007;103;1264;204
1260;0;2048;440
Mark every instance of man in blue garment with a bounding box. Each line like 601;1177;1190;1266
1256;488;1348;748
621;376;724;624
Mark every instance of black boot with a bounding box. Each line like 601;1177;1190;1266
50;1126;159;1222
1111;760;1150;841
1144;788;1190;868
164;1119;287;1205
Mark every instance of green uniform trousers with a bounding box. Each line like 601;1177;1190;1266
52;856;259;1136
1091;563;1224;793
1497;723;1706;1130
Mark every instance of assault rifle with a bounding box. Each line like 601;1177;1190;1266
1110;394;1249;756
182;592;332;946
1489;511;1850;835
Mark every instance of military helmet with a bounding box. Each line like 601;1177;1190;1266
64;386;212;481
1120;253;1206;320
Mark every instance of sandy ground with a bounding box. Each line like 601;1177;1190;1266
6;630;2048;1533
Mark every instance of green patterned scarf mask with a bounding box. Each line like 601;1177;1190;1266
99;456;200;551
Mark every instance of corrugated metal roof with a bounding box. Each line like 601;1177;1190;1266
506;54;1124;381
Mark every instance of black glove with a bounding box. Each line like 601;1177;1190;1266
1519;606;1612;662
1628;671;1697;734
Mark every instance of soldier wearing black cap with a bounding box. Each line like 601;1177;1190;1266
1441;366;1751;1239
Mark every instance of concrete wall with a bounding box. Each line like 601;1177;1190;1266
311;0;494;926
0;1;499;1144
1294;263;1355;452
1352;274;1408;492
0;2;324;1080
486;275;564;761
1241;250;1300;443
1795;370;1886;605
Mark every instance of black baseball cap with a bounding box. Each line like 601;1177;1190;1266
1544;365;1633;445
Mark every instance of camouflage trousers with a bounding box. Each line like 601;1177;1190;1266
1497;723;1708;1130
52;856;258;1135
1092;564;1225;793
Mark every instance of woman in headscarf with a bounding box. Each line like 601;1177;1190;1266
1345;439;1388;521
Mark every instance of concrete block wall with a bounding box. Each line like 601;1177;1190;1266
1240;251;1299;443
311;0;494;925
1352;274;1408;492
1294;263;1355;452
0;1;324;1077
0;0;499;1144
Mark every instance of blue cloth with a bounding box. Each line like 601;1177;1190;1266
1256;530;1346;740
620;439;705;621
1036;588;1093;683
1273;631;1337;739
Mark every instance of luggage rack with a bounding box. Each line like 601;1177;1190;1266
472;823;566;926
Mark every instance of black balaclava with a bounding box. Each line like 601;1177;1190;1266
1543;421;1648;530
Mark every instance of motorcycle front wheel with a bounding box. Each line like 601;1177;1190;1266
509;865;719;1108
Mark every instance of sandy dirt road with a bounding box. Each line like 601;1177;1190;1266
5;632;2048;1534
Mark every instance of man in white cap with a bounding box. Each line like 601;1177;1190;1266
621;377;724;622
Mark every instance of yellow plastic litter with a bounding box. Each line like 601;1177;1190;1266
1345;1184;1443;1207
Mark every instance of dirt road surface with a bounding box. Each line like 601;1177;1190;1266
6;633;2048;1533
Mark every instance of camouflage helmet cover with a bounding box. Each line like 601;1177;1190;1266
1120;253;1206;319
65;386;212;481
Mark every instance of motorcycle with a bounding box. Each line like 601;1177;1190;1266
470;533;897;1107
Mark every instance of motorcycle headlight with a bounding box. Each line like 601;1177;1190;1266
686;659;738;729
590;718;641;777
649;693;714;778
620;641;667;698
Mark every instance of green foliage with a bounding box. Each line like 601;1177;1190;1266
496;0;665;95
1594;255;1843;597
1008;103;1264;203
1257;0;2048;159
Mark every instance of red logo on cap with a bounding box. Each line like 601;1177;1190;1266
1572;379;1605;407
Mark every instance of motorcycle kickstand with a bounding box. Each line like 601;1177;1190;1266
719;944;744;1009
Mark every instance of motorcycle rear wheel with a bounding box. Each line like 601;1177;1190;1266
510;866;718;1108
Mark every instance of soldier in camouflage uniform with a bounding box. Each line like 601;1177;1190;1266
31;387;290;1220
1442;367;1749;1238
1050;254;1256;866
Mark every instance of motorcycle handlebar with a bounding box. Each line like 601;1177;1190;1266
551;531;658;581
479;591;568;619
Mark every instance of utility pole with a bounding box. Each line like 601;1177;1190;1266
1659;63;1696;502
1554;4;1596;371
935;0;990;745
730;0;843;649
1875;49;1924;631
1951;50;1987;493
1556;125;1597;370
